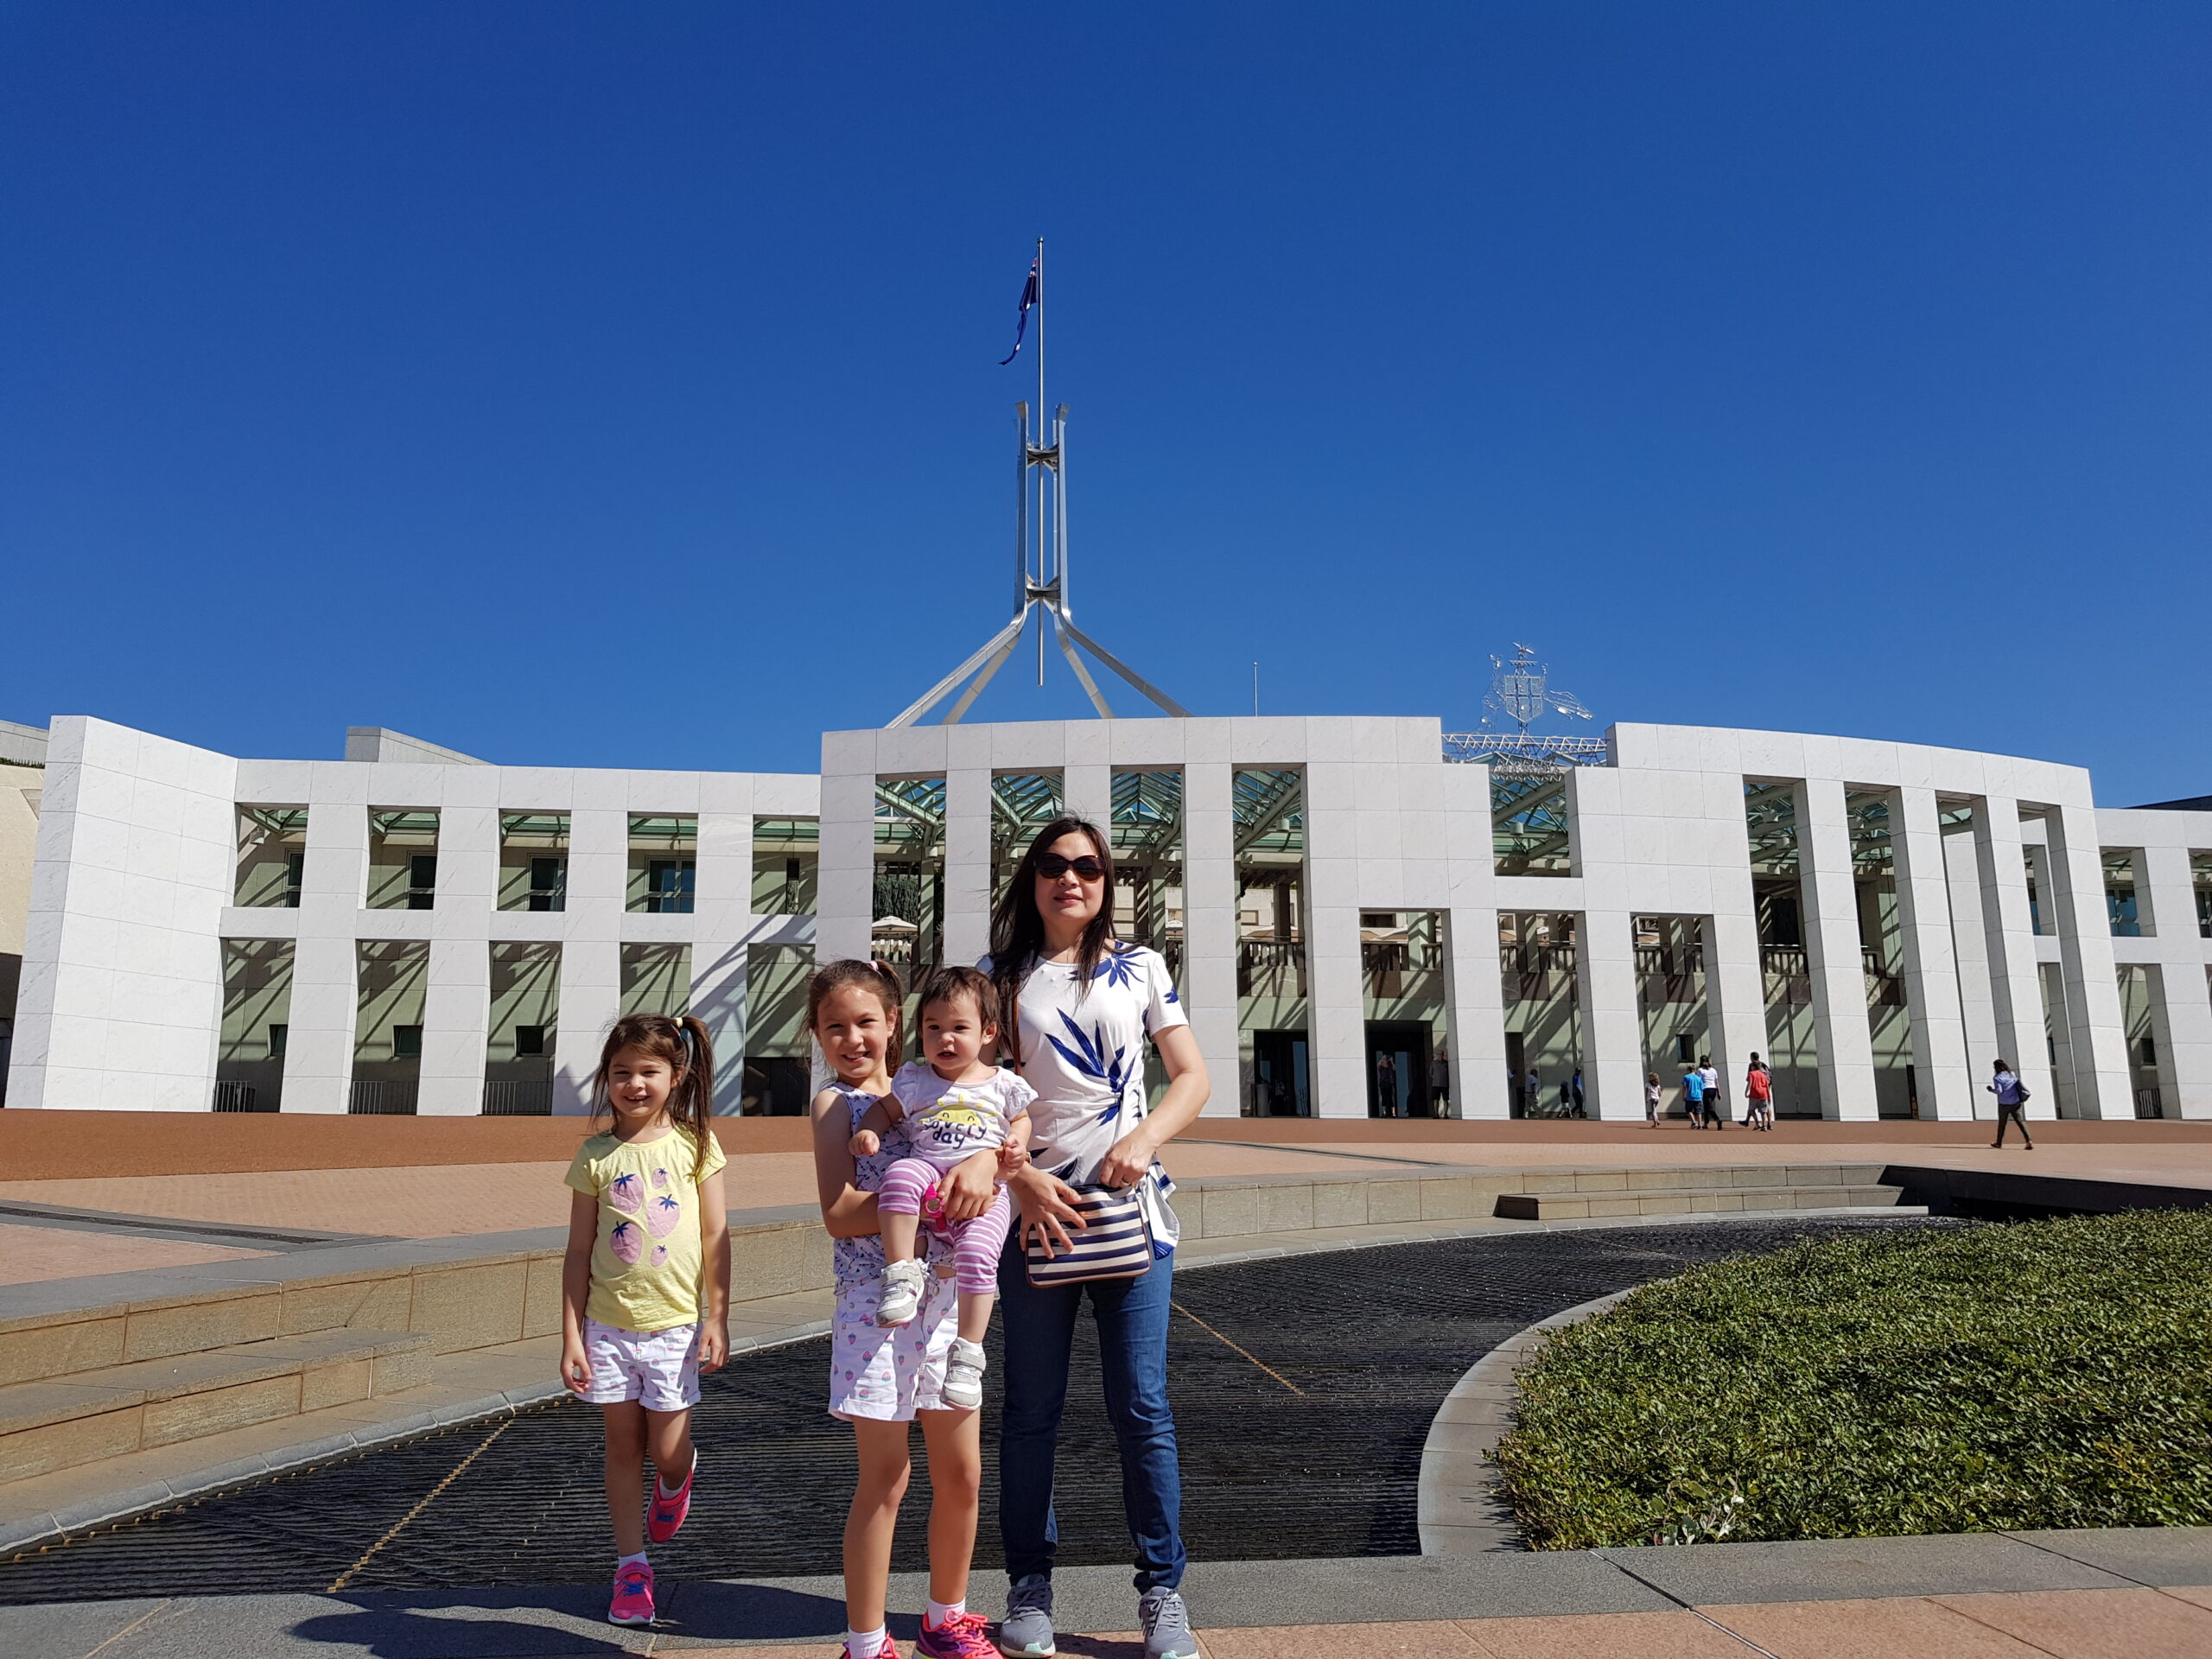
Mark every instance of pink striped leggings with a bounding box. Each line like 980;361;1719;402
877;1156;1013;1296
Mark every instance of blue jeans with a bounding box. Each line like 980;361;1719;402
996;1237;1185;1592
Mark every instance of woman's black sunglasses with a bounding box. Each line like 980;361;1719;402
1036;854;1107;881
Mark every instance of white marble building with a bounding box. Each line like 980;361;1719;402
10;711;2212;1120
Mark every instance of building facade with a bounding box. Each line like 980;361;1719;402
10;712;2212;1121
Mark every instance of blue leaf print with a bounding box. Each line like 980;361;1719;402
1093;944;1143;990
1164;985;1179;1004
1046;1010;1131;1122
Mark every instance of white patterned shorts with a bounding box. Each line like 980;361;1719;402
828;1270;959;1422
580;1317;701;1411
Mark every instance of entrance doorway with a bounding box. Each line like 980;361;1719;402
1251;1029;1310;1116
1366;1021;1431;1118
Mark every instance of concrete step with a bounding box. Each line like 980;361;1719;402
1494;1184;1906;1222
0;1327;434;1484
1510;1163;1890;1198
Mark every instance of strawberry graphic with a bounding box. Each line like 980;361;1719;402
651;1245;668;1267
609;1219;643;1265
651;1166;671;1191
646;1193;683;1239
608;1173;644;1217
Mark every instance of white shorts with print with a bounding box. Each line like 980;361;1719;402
580;1317;701;1411
828;1269;959;1422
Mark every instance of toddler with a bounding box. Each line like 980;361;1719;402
849;964;1033;1409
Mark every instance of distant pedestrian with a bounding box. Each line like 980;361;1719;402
1681;1063;1707;1127
1644;1071;1662;1128
1524;1069;1541;1117
1570;1069;1586;1118
1430;1052;1451;1116
1698;1056;1725;1130
1987;1058;2035;1150
1376;1051;1399;1118
1745;1054;1774;1131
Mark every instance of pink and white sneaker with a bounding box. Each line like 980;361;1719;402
915;1608;996;1658
607;1560;655;1625
647;1461;694;1543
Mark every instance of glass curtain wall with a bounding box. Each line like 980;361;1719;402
1847;791;1916;1117
235;809;308;908
753;817;819;915
874;778;945;1013
989;773;1065;898
620;943;692;1017
1112;770;1185;1109
2194;853;2212;938
1634;916;1708;1119
1234;769;1307;1116
1492;771;1573;876
216;939;293;1111
2104;850;2145;936
352;940;429;1114
366;811;438;910
741;944;815;1115
628;817;696;913
1363;909;1447;1117
2117;964;2166;1118
499;814;569;912
1745;782;1816;1116
486;943;560;1115
1500;912;1579;1117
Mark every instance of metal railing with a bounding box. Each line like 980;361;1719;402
1633;945;1703;977
1237;939;1306;998
212;1080;266;1112
348;1079;419;1116
1498;944;1577;974
483;1080;554;1116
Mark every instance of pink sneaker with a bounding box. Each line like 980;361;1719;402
607;1560;655;1625
915;1609;996;1658
646;1461;694;1543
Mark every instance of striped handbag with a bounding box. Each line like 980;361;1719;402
1023;1183;1155;1288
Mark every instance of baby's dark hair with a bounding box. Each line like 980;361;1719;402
807;957;905;1039
590;1013;715;1161
915;963;1000;1031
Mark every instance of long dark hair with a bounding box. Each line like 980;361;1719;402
591;1012;715;1168
988;815;1116;1065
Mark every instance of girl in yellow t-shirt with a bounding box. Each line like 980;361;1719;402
561;1013;730;1628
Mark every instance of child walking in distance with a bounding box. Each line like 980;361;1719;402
560;1014;730;1627
811;961;1014;1659
1745;1055;1774;1130
849;965;1034;1409
1644;1072;1662;1127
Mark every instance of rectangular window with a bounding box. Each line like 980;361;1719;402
753;817;819;915
352;940;429;1114
499;813;569;912
268;1022;288;1058
628;816;698;913
366;810;440;911
2104;849;2145;937
513;1024;545;1058
2196;853;2212;938
392;1024;423;1059
1236;768;1307;1115
234;807;309;908
486;942;560;1115
875;778;946;988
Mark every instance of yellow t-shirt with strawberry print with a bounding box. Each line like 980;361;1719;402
564;1127;727;1333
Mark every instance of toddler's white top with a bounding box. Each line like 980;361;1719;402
890;1061;1036;1166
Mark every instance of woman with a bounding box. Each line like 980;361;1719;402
985;818;1208;1659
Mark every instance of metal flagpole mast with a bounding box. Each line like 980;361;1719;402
885;239;1192;728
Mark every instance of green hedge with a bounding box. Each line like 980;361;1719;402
1494;1212;2212;1548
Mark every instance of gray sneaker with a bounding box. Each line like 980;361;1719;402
1138;1587;1196;1659
998;1573;1054;1657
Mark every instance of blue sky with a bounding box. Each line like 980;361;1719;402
4;4;2207;802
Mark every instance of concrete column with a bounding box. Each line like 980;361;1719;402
1443;764;1507;1118
283;799;372;1114
1889;788;1974;1119
815;771;876;966
417;936;489;1116
553;939;620;1115
1304;760;1364;1118
1575;911;1643;1120
1941;824;2001;1116
1795;779;1878;1119
1704;910;1770;1090
1970;798;2054;1115
2139;845;2212;1118
1063;764;1110;833
1180;760;1240;1117
2042;804;2133;1117
942;768;992;969
690;938;749;1115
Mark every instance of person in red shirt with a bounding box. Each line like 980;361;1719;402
1744;1054;1775;1131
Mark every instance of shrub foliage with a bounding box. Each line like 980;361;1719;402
1493;1211;2212;1548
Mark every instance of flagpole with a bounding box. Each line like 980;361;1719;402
1035;236;1046;686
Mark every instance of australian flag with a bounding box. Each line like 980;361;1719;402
1000;256;1039;365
